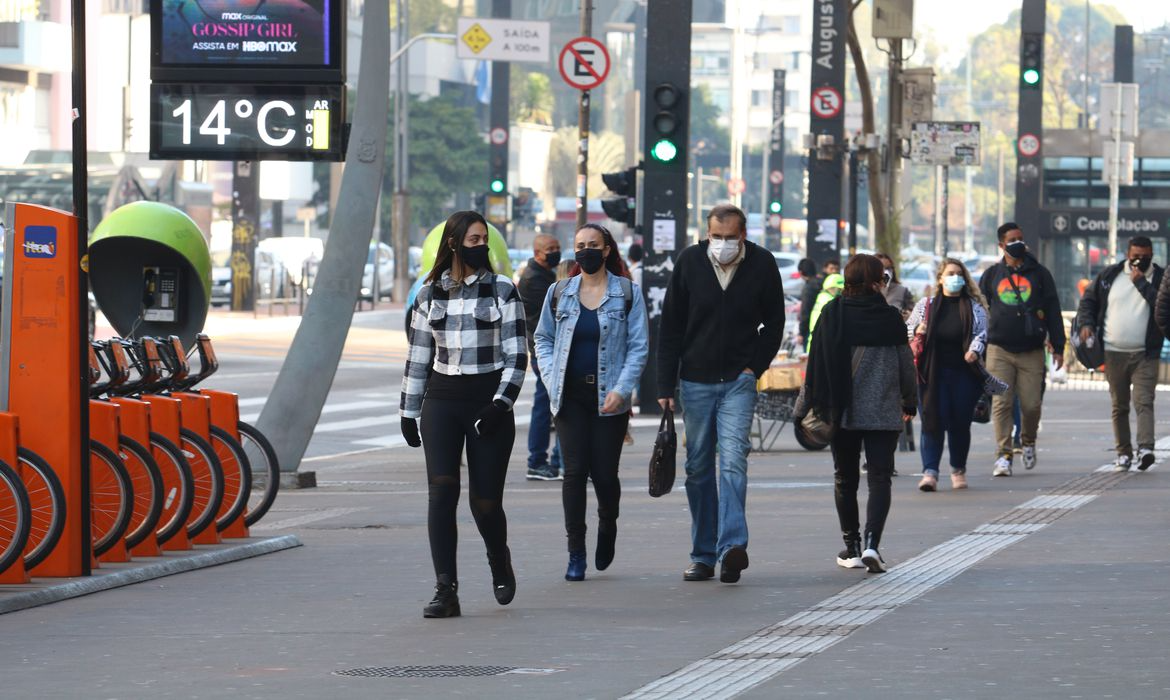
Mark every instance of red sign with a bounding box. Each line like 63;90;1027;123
811;86;843;119
489;127;508;145
727;178;745;195
1018;133;1041;158
769;170;783;185
558;37;610;91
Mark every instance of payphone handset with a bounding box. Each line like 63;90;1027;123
142;266;180;323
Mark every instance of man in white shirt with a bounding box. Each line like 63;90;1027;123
1075;236;1164;471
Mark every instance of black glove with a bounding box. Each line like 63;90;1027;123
474;400;511;437
400;417;421;447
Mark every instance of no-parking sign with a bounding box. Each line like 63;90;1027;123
558;37;610;91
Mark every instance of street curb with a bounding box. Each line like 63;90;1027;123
0;535;303;615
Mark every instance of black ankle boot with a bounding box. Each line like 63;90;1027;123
487;548;516;606
596;525;617;571
836;531;863;569
423;575;461;618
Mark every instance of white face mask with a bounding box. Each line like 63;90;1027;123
708;238;741;264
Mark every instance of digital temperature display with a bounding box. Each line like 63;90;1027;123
150;83;344;161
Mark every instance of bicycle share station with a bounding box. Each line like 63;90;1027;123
0;201;291;609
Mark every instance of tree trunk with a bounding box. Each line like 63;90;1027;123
846;1;896;260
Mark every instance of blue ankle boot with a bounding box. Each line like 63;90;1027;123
565;550;586;581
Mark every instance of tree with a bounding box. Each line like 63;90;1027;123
511;69;554;126
546;127;626;200
845;0;893;259
381;95;488;237
690;83;729;155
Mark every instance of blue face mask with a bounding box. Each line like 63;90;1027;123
942;274;966;294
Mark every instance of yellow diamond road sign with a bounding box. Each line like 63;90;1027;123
462;23;492;54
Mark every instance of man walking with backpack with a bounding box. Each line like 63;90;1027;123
1076;236;1163;471
978;223;1066;476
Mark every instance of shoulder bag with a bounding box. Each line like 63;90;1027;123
798;347;866;448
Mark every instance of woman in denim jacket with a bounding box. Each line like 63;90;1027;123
534;224;649;581
906;258;989;492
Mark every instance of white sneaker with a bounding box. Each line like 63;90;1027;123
861;548;887;573
992;456;1013;477
1022;445;1037;470
1137;448;1156;471
1113;454;1132;473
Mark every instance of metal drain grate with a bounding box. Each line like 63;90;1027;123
334;665;549;678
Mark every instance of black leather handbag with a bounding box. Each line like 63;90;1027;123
648;408;677;497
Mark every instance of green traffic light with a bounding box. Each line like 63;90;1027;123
769;201;782;214
1022;68;1040;85
490;179;505;193
651;138;679;163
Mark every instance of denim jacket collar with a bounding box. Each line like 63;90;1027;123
560;272;626;301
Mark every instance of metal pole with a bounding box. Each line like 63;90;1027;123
1108;85;1123;262
997;145;1005;225
392;0;411;302
695;166;703;230
1084;0;1090;129
839;145;850;253
941;165;950;257
71;0;91;575
887;38;904;242
964;43;974;252
575;0;593;230
848;148;859;257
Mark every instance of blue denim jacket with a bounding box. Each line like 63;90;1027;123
533;273;649;416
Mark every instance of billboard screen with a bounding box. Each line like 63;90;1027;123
153;0;342;72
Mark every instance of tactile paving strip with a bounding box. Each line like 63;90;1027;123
621;453;1161;700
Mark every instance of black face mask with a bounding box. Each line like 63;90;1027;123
1132;256;1152;272
575;248;605;274
544;251;562;268
461;244;489;270
1004;240;1027;260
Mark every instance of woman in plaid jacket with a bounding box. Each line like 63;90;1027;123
399;210;528;619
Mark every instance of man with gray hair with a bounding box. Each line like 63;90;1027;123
657;203;784;584
518;233;563;480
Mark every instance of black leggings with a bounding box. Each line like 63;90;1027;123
554;380;630;553
420;395;515;581
830;429;900;548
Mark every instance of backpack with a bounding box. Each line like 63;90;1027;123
550;276;634;318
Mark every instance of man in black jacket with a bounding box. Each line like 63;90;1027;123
978;222;1066;477
657;204;784;584
517;233;562;481
1076;236;1163;471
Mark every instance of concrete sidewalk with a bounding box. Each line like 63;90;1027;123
0;389;1167;699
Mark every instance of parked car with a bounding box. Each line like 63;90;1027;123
210;247;231;307
362;242;395;300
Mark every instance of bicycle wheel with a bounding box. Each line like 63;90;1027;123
209;426;252;532
238;421;280;527
149;432;194;546
90;440;134;557
0;459;31;574
16;447;66;570
117;436;165;550
179;429;224;538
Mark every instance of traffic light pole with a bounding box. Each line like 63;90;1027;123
637;0;691;414
1013;0;1045;252
575;1;593;231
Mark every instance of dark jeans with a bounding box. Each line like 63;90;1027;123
528;355;559;470
554;378;630;553
830;429;900;548
420;393;515;581
920;366;983;475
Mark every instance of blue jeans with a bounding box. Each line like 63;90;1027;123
528;355;560;470
680;374;758;566
920;366;982;476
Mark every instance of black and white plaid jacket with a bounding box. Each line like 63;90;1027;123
399;269;528;419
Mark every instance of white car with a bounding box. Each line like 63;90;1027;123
773;252;806;296
362;242;395;300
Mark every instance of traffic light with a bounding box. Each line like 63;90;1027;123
769;199;782;214
1020;32;1043;89
489;138;507;195
601;166;637;228
490;178;505;193
649;83;686;165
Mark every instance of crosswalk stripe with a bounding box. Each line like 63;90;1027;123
240;399;389;423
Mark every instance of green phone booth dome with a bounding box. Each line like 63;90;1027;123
89;201;212;348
